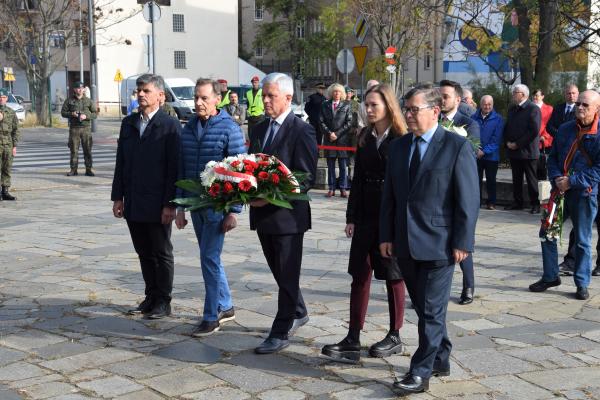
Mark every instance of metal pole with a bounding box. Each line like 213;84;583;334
87;0;97;132
344;50;348;86
47;77;52;127
150;1;156;74
79;0;84;81
64;33;69;95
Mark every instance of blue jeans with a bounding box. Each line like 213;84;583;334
541;191;597;288
327;157;348;191
191;209;233;321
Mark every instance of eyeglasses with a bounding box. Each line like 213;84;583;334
512;91;525;95
402;105;433;115
575;102;591;108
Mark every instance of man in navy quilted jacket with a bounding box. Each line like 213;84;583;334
175;78;247;336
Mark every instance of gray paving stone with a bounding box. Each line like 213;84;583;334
506;345;585;368
40;348;143;373
151;340;221;364
182;386;251;400
22;382;79;399
209;364;288;393
452;349;539;376
331;383;396;399
64;316;159;338
141;367;223;396
76;376;143;398
226;352;325;379
479;375;554;399
33;341;97;360
0;347;27;367
0;362;47;381
102;355;188;379
291;378;356;395
113;389;164;400
258;388;306;400
519;367;600;391
0;384;24;400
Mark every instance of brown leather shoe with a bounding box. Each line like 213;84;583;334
326;191;334;197
340;190;348;198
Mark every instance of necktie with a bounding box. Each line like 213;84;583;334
409;137;422;188
566;104;573;115
333;102;338;111
263;121;278;151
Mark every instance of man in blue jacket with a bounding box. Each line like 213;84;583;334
472;95;504;210
175;78;247;336
530;90;600;301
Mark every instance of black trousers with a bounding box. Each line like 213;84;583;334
400;258;454;378
310;121;323;146
509;158;539;207
258;232;307;339
459;254;475;290
127;220;174;303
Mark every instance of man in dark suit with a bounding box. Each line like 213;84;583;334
379;86;479;395
111;74;181;319
249;73;318;354
546;84;579;138
503;84;542;213
439;79;479;305
304;83;326;145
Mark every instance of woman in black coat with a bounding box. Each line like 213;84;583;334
321;84;408;363
320;83;353;198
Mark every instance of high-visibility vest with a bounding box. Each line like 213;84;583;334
246;88;264;117
217;90;231;109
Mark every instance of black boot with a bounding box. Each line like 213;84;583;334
321;337;361;363
369;331;403;357
1;186;16;201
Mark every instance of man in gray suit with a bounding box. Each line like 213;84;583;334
380;86;479;395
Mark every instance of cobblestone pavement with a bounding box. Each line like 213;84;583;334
0;124;599;399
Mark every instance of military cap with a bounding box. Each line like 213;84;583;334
73;81;85;88
0;88;8;97
345;86;354;93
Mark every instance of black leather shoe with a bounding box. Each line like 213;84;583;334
393;373;429;396
255;337;289;354
66;170;78;176
127;297;154;315
530;205;541;214
459;288;474;305
145;302;171;319
432;366;451;377
592;265;600;277
559;261;575;276
1;186;16;201
289;315;309;336
322;337;361;363
529;278;561;292
504;204;523;210
575;287;589;300
369;334;403;358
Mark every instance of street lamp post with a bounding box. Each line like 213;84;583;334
87;0;98;133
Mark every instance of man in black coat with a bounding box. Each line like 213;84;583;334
304;83;326;144
249;73;318;354
111;74;181;319
503;84;542;213
546;84;578;138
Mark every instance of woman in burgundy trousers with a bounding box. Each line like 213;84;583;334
321;84;408;363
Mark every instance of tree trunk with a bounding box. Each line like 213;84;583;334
514;0;534;88
35;78;49;126
534;0;558;93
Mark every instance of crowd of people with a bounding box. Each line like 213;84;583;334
106;72;600;396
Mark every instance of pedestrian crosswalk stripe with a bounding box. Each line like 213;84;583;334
13;143;116;171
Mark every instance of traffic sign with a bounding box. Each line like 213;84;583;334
114;69;123;82
138;0;170;5
352;46;368;74
142;2;161;22
353;15;369;45
3;67;15;82
336;49;355;74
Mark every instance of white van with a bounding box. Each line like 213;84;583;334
120;75;195;120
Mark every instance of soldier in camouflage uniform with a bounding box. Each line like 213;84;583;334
61;81;97;176
0;88;18;201
159;98;178;119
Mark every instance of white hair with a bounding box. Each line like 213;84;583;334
513;84;529;98
480;94;494;104
366;80;379;89
262;73;294;96
327;83;347;100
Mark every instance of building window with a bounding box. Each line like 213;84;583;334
173;14;184;32
424;52;431;70
174;50;186;69
296;21;305;39
254;45;263;58
254;1;264;21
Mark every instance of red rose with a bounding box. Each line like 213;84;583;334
258;161;270;167
258;171;269;181
223;181;234;194
208;183;221;197
243;160;259;169
230;160;241;168
245;165;255;173
277;165;287;175
271;174;280;185
238;180;252;192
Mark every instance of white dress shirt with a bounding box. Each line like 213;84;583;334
139;107;159;137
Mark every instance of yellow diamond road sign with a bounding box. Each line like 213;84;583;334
353;46;368;74
114;69;123;82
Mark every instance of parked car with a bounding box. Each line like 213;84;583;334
5;93;26;122
291;102;308;122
